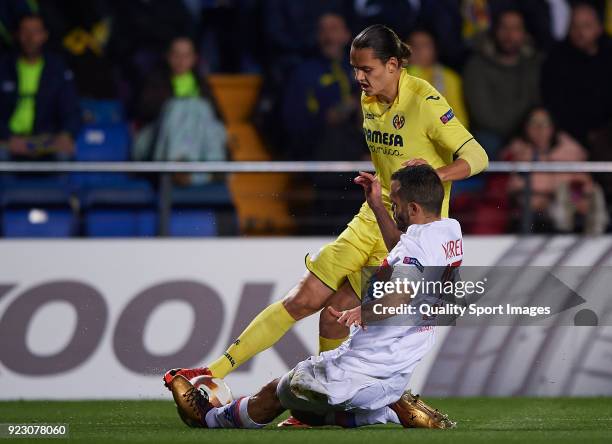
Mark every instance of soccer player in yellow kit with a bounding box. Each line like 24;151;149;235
164;24;488;404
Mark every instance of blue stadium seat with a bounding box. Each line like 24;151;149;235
169;210;217;237
70;123;159;237
78;181;156;208
170;182;237;236
75;123;130;161
171;182;233;207
0;178;75;238
71;123;132;189
84;209;157;237
2;208;75;237
80;99;125;125
0;179;72;206
80;181;158;237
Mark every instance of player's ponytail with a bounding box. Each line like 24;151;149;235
352;24;412;67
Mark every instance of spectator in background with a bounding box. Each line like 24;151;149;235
463;1;554;49
262;0;349;80
463;9;542;158
350;0;422;40
0;14;80;160
0;0;34;52
133;36;226;186
112;0;196;116
419;0;554;70
542;2;612;147
36;0;118;99
502;107;608;234
256;1;350;157
136;37;220;125
282;13;364;161
282;13;366;234
194;0;262;74
406;29;469;127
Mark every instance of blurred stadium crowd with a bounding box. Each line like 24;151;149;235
1;0;612;237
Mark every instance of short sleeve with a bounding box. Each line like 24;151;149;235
422;94;474;156
388;236;427;281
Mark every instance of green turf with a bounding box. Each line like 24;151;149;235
0;398;610;443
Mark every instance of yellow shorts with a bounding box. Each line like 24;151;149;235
305;202;388;298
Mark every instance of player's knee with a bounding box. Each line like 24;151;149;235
276;370;306;412
260;378;280;401
319;282;359;337
282;273;332;319
319;305;348;338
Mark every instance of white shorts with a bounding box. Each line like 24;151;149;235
276;329;435;415
277;354;409;415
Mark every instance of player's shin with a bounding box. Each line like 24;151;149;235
318;281;359;353
208;301;296;378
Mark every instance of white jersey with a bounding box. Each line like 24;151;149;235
336;217;463;376
387;217;463;269
293;218;463;410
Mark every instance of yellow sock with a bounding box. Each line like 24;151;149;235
208;301;296;378
318;336;347;354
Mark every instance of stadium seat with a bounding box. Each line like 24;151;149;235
171;181;233;207
224;121;294;234
2;208;75;238
207;75;262;124
226;124;269;161
70;123;159;237
75;123;130;162
84;209;157;237
0;179;72;207
71;123;133;189
204;75;295;234
169;209;217;237
78;181;156;208
224;126;294;234
170;182;237;237
0;177;76;238
80;181;158;237
80;99;125;126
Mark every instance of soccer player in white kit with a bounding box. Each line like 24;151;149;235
170;165;461;429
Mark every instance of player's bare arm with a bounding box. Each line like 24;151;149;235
328;286;414;329
405;157;472;182
355;171;402;251
404;139;488;182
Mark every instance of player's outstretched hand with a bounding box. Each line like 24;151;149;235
354;171;383;210
328;306;366;330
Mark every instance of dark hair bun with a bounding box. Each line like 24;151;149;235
353;24;411;66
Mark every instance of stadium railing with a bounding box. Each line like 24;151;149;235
1;161;611;235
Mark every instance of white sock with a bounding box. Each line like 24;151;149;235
204;397;266;429
354;407;399;426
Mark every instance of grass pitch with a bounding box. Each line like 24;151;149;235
0;398;610;443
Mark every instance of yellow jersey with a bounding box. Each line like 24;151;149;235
361;69;475;217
